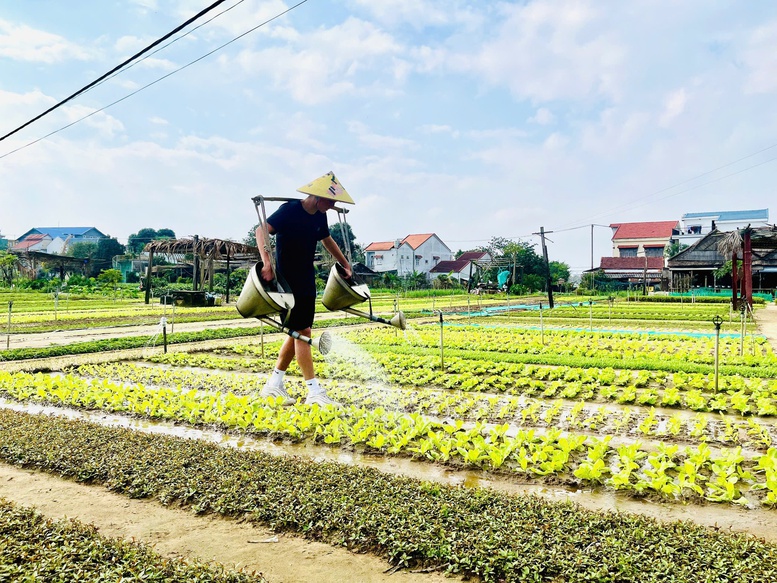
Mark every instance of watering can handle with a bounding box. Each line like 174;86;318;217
253;195;279;281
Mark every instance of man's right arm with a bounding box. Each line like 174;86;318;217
257;222;275;281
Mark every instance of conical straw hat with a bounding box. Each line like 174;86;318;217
297;171;355;205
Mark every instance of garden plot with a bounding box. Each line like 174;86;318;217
1;298;777;581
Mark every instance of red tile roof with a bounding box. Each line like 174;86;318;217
364;241;395;252
458;251;490;262
401;233;434;249
430;259;469;274
600;257;665;270
610;221;679;240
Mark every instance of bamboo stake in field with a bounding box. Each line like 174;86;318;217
539;302;544;345
712;315;722;392
589;299;593;332
5;301;11;350
437;311;444;370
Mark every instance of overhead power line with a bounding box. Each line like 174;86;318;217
0;0;311;161
0;0;233;143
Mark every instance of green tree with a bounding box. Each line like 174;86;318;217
0;251;17;286
70;241;97;259
665;240;689;258
93;237;126;272
98;268;122;287
320;221;364;264
127;228;176;254
549;261;571;285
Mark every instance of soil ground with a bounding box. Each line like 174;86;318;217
0;464;456;583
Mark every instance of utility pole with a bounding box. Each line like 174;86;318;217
536;226;554;309
591;224;594;271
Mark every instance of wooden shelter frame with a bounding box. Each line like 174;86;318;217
142;237;260;304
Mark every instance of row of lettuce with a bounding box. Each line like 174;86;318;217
1;370;775;507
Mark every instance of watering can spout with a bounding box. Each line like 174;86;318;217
343;308;406;330
389;310;407;331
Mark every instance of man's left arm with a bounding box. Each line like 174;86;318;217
321;236;352;278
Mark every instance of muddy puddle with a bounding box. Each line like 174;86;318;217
2;397;776;543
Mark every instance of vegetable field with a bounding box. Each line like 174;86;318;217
1;291;776;582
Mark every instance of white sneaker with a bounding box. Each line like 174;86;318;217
304;392;341;407
260;384;295;406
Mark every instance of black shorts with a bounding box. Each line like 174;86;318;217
283;294;316;331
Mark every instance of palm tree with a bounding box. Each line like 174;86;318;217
717;230;743;307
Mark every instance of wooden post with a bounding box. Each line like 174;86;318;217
192;235;199;291
539;226;554;308
731;250;738;308
208;255;214;292
743;229;753;308
144;249;154;305
226;250;231;303
6;301;12;350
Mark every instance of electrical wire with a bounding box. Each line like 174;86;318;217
84;0;249;96
0;0;232;143
0;0;311;161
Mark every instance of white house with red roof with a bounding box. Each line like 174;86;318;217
365;233;452;277
610;221;680;258
429;250;492;283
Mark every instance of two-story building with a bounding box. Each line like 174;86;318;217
675;209;770;247
365;233;453;278
610;221;680;258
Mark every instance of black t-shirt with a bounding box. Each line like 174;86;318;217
267;200;329;296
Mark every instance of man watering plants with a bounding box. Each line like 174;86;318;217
257;172;353;407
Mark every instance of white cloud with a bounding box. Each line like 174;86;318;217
231;17;402;105
0;19;93;63
658;88;688;128
63;105;125;138
529;108;555;125
419;124;459;138
347;0;477;29
137;57;178;71
347;121;418;151
742;20;777;94
448;1;627;103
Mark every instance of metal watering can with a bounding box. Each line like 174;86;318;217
322;263;406;330
235;261;332;355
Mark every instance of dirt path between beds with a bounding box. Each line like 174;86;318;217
754;301;777;353
0;463;456;583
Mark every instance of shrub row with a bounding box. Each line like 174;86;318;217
1;409;776;583
0;499;264;582
0;318;359;362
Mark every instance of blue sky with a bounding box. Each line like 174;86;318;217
2;0;776;273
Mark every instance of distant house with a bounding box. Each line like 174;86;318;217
675;209;770;247
365;233;453;278
9;233;52;253
609;221;680;259
429;251;492;284
587;256;666;289
667;227;777;292
13;227;107;255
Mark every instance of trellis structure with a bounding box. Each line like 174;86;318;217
667;225;777;306
142;237;260;304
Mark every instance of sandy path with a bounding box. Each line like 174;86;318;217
0;464;455;583
754;302;777;353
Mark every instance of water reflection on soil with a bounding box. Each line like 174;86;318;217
2;398;775;543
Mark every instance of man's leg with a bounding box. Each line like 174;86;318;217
275;335;296;371
260;335;297;404
294;328;315;380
